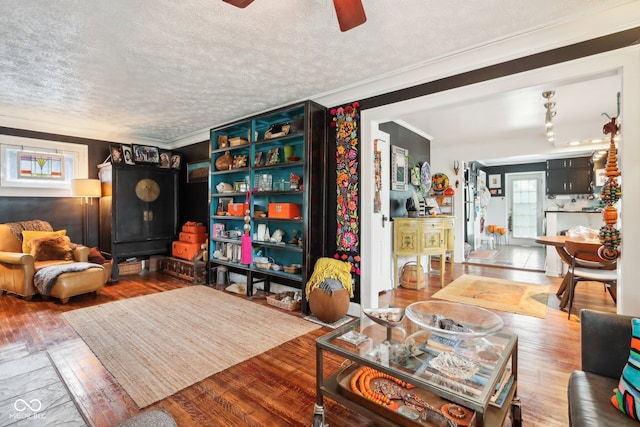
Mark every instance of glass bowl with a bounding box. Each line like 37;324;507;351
362;307;405;328
405;301;503;339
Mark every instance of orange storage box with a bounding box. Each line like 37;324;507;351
228;203;249;216
179;232;207;244
268;203;301;219
172;241;202;261
182;224;206;234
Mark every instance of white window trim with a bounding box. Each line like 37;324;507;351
0;135;88;197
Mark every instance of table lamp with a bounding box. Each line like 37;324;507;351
71;179;101;245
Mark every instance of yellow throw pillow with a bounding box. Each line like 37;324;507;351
21;229;67;254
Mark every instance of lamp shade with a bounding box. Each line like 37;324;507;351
71;179;101;198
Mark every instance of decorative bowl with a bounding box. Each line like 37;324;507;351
363;307;406;328
283;264;301;274
405;301;503;339
271;264;282;271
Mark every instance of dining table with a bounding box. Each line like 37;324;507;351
534;235;574;309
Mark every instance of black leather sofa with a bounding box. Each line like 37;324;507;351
568;309;637;426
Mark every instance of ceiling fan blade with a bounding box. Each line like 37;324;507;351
222;0;254;8
333;0;367;32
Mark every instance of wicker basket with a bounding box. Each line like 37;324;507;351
266;292;301;311
118;260;142;276
103;260;113;282
400;261;425;289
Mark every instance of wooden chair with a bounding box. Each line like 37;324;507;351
564;240;617;318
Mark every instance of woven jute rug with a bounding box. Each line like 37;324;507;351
432;274;550;318
62;286;319;408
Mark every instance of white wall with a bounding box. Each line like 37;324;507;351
358;44;640;317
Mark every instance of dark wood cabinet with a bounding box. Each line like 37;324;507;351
546;157;593;195
99;163;178;281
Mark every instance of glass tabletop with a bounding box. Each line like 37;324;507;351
317;314;516;408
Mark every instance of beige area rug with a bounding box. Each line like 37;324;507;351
62;286;319;408
432;274;550;318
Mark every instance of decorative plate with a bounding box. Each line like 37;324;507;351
420;162;432;193
431;173;449;194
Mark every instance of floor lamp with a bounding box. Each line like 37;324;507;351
71;179;101;246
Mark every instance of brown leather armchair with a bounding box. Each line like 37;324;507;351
0;220;90;300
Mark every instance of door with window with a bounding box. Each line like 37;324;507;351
506;172;544;246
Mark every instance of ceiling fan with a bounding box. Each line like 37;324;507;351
222;0;367;32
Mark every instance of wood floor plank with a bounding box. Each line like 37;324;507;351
0;263;617;426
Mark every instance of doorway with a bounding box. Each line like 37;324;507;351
506;172;544;246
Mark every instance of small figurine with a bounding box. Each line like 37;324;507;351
288;230;299;245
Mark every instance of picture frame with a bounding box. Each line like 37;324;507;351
488;174;502;189
391;145;408;191
217;197;233;214
266;148;280;165
159;150;171;168
255;151;264;166
110;144;124;163
170;154;181;169
122;145;135;165
132;145;160;164
233;180;246;192
186;160;209;183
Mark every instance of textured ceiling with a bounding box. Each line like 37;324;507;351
0;0;636;146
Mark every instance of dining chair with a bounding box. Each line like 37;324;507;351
564;240;618;319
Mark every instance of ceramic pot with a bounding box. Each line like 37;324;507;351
215;151;232;171
308;287;350;323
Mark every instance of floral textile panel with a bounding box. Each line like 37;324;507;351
330;102;361;275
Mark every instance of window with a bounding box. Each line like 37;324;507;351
0;135;88;197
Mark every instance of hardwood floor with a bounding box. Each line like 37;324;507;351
0;265;617;426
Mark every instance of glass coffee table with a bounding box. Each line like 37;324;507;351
314;304;521;427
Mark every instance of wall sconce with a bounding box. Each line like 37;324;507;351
453;160;460;175
71;179;101;245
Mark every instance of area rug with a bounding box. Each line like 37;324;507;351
432;274;550;318
467;249;497;260
62;286;319;408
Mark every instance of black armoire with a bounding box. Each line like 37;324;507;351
99;163;178;281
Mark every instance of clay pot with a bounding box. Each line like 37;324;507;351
215;151;232;171
308;288;350;323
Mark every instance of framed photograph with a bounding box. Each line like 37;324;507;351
266;148;280;165
122;145;135;165
217;197;233;214
170;154;182;169
132;145;160;164
159;151;171;168
488;174;502;189
187;160;209;183
391;145;408;191
255;151;264;166
110;144;124;163
233;180;247;192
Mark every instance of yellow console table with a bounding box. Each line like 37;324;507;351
393;216;454;288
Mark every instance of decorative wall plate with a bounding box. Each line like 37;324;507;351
420;162;432;193
431;173;449;194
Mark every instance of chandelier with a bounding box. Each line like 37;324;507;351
542;91;556;142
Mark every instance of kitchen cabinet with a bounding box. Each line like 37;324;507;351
208;100;327;307
546;157;593;195
99;163;178;281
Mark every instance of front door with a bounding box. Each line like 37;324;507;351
506;172;544;246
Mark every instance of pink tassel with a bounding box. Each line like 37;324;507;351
241;232;252;265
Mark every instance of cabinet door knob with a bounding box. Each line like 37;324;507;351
382;215;388;228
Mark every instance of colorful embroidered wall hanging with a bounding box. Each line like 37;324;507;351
330;102;361;275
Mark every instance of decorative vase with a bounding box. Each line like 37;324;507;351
215;151;232;171
308;287;350;323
